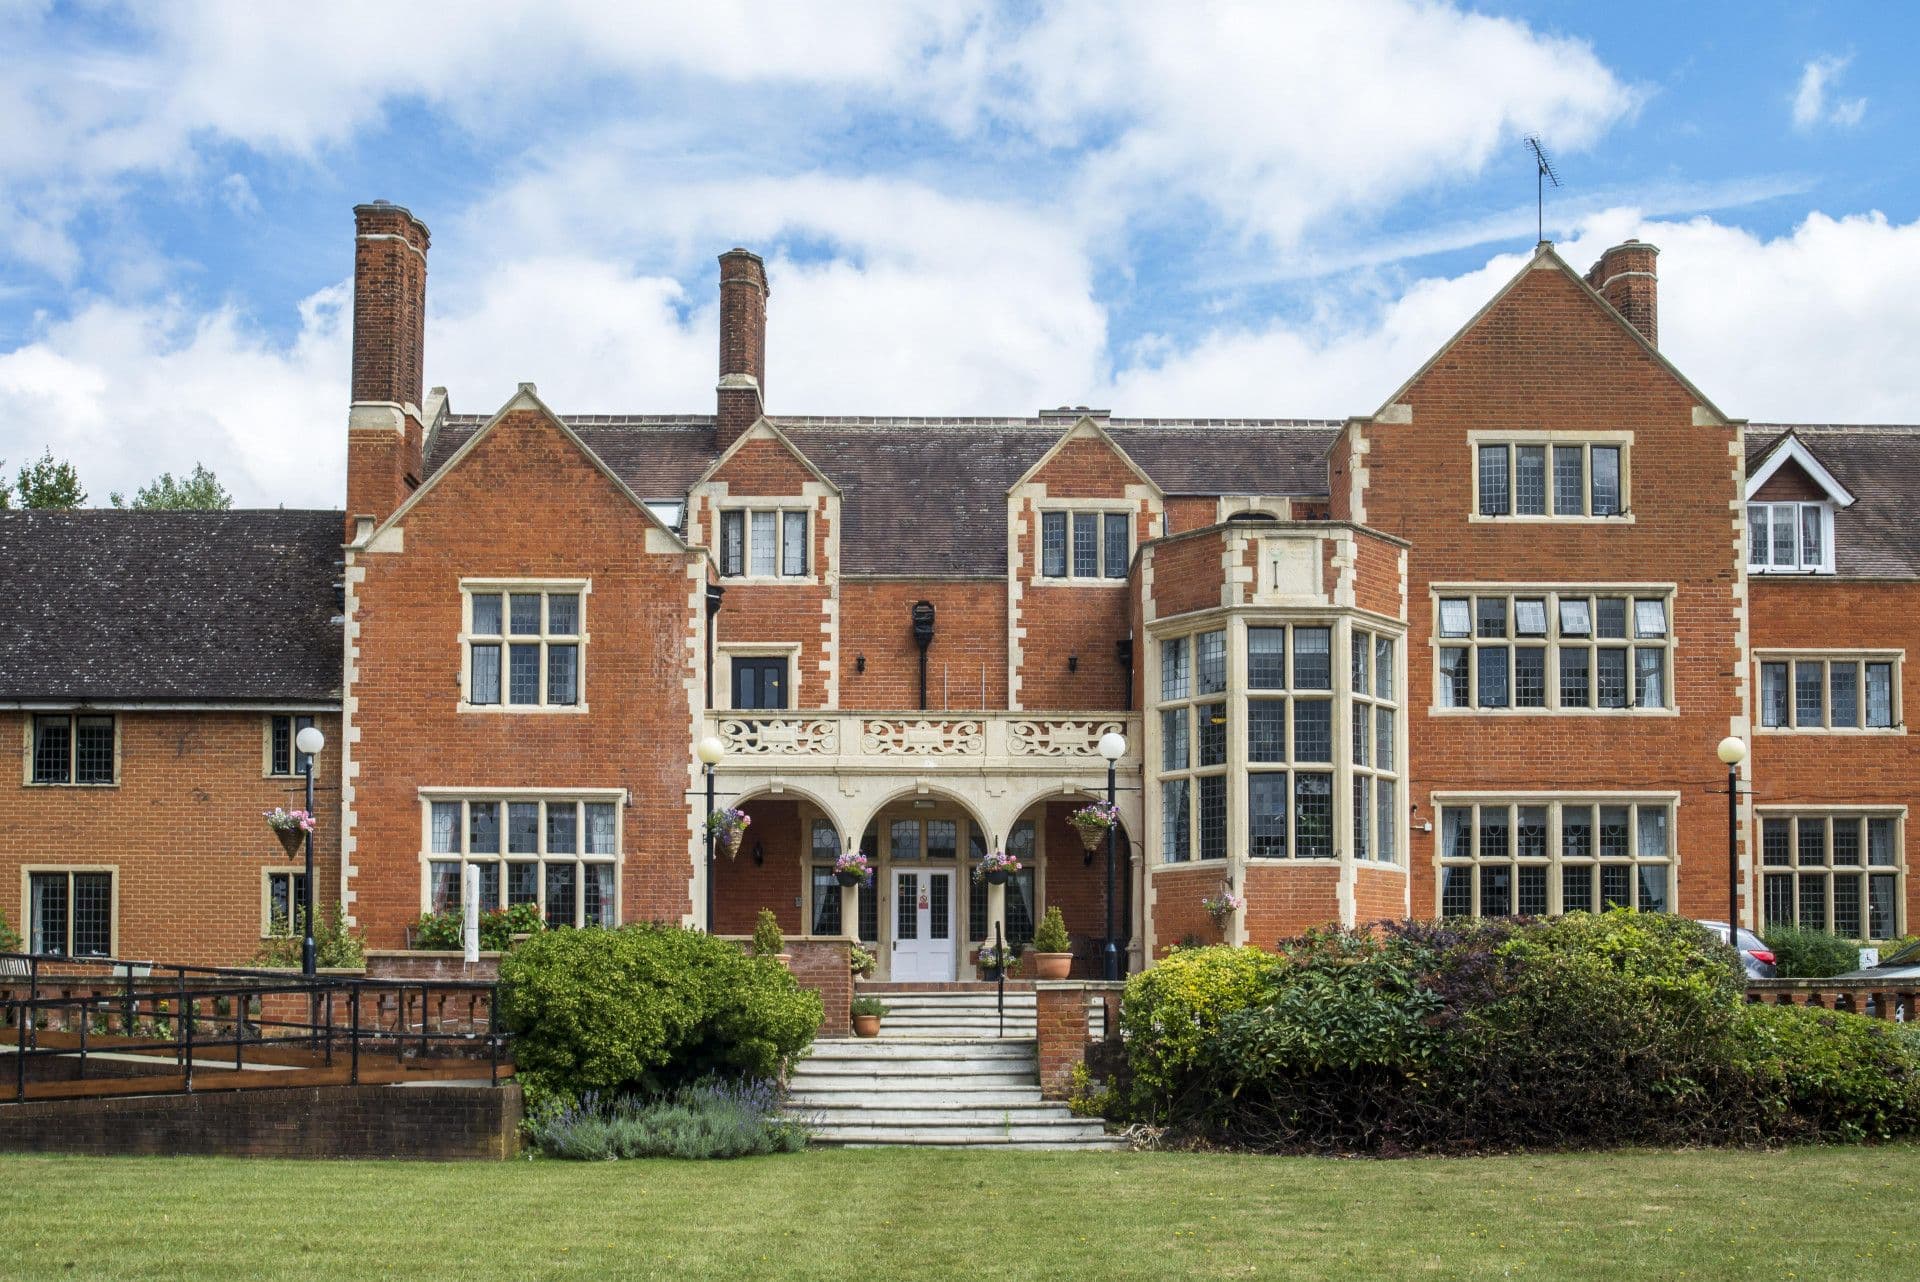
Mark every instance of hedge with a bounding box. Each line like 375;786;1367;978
497;924;822;1106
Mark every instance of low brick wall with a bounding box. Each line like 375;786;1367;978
721;936;852;1037
1036;981;1125;1100
0;1083;522;1159
365;951;502;982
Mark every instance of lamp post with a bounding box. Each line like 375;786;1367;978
294;725;327;977
1717;736;1747;952
1098;731;1128;981
697;735;726;933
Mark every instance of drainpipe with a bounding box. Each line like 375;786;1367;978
704;584;726;708
911;601;936;711
1116;636;1134;712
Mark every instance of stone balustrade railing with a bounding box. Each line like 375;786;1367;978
1745;977;1917;1019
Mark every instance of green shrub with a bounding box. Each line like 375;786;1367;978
525;1080;809;1159
498;924;821;1106
1728;1003;1920;1141
752;909;784;958
253;904;365;969
849;996;889;1018
0;909;18;953
1763;926;1861;978
1117;944;1285;1119
412;904;548;952
1032;906;1071;954
410;911;463;950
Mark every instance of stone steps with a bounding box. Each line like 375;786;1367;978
864;989;1039;1038
789;1018;1117;1150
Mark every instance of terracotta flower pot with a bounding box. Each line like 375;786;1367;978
852;1014;881;1038
1031;951;1072;980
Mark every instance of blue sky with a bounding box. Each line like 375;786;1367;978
2;1;1916;506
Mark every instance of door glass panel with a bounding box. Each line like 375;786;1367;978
890;820;921;860
896;874;918;939
929;876;950;940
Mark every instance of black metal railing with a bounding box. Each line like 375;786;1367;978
0;951;507;1103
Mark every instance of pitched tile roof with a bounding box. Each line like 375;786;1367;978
1746;425;1920;577
0;510;345;703
427;413;1339;576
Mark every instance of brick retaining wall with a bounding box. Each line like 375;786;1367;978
1036;980;1124;1100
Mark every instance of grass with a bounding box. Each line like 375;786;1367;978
0;1145;1914;1280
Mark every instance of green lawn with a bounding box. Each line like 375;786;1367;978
0;1145;1913;1280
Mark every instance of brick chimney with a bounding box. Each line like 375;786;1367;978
1584;239;1658;347
715;248;768;449
347;201;430;533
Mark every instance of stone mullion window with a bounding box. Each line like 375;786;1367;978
423;795;621;929
1757;654;1900;731
1473;438;1630;519
1759;812;1904;942
27;869;114;957
1039;508;1133;581
1243;621;1336;861
462;582;587;710
1351;626;1400;864
718;506;809;579
1434;588;1671;714
1437;797;1674;919
29;714;117;786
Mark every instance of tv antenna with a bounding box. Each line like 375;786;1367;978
1525;136;1561;244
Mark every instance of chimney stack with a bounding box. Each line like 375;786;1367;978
1585;239;1658;347
715;248;768;449
347;201;430;533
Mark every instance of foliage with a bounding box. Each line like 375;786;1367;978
12;448;86;509
1762;925;1862;978
1110;910;1920;1152
832;848;873;884
973;848;1023;882
1725;1003;1920;1142
976;942;1021;975
262;807;315;833
1066;1062;1117;1119
497;924;821;1107
109;463;232;510
1199;891;1243;927
0;908;18;952
751;909;784;957
412;904;547;952
253;903;365;969
1067;801;1119;845
849;996;889;1019
1032;906;1071;954
848;944;876;977
523;1080;809;1160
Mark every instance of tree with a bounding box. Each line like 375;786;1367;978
111;463;233;511
14;449;86;509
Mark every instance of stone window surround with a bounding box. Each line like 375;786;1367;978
1754;649;1904;734
718;643;803;712
1755;806;1906;942
19;864;119;958
1144;607;1410;876
23;712;119;788
714;499;817;584
260;865;310;938
456;578;592;715
264;713;319;778
415;787;625;929
1036;502;1134;584
1430;792;1678;919
1466;430;1636;524
1427;582;1677;717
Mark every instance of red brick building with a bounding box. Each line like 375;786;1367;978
4;207;1913;973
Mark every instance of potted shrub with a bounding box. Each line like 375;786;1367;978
850;995;888;1038
752;908;791;970
263;806;315;858
976;941;1020;981
973;848;1022;886
706;806;751;857
833;848;873;888
1030;906;1072;980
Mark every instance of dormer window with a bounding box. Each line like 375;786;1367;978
1747;502;1833;574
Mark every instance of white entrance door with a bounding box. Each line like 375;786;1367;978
891;868;956;982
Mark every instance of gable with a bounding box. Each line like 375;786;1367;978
704;437;819;497
1751;458;1828;503
1012;416;1163;498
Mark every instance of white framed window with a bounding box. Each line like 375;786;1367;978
1759;812;1904;942
1473;439;1629;519
1039;509;1131;581
1433;587;1672;713
1437;797;1674;918
1757;653;1900;731
719;507;809;578
421;793;621;929
262;868;310;937
25;868;116;957
29;714;116;786
462;582;587;711
1747;502;1834;574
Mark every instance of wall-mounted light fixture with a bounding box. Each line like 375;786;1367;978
856;654;866;674
751;841;765;867
1067;654;1079;673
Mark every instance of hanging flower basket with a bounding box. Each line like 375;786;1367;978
263;808;315;860
833;848;873;889
1201;890;1243;930
706;807;751;857
973;848;1022;886
1069;801;1120;853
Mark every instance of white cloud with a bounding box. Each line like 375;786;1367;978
1792;55;1866;131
